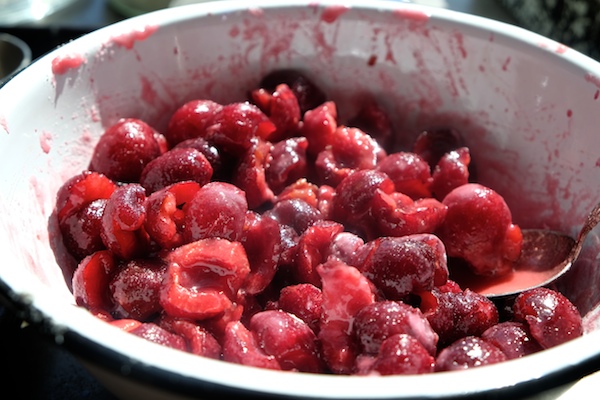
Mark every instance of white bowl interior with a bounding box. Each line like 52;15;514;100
1;1;600;398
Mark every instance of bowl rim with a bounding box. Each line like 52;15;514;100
2;0;600;398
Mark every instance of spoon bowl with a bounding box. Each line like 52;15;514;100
453;201;600;298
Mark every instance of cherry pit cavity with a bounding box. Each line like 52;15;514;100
55;70;583;375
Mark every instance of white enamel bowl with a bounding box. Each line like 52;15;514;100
1;1;600;399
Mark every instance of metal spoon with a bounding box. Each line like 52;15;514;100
451;201;600;298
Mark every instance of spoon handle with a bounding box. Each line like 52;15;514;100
569;201;600;262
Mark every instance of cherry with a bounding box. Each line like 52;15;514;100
232;138;274;209
412;128;463;169
160;238;250;320
315;126;385;187
431;147;471;200
266;198;322;235
259;69;327;114
348;99;394;152
72;250;117;313
173;137;223;178
252;83;301;141
60;199;108;260
266;137;309;194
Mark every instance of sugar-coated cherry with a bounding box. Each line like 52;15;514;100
207;102;276;156
353;300;438;356
369;191;447;239
332;169;395;233
89;118;164;182
317;259;375;374
241;212;282;295
166;99;222;146
512;287;583;349
301;101;337;156
435;336;506;371
423;288;499;346
360;234;448;300
361;334;435;375
174;137;223;178
139;147;213;194
56;170;116;224
183;181;248;243
266;137;309;194
438;183;523;277
144;181;201;250
222;321;281;370
276;283;323;334
250;310;323;372
315;126;385;187
130;322;187;352
376;152;432;199
158;315;222;358
101;183;149;260
266;198;322;235
295;220;344;286
481;321;542;359
110;258;166;320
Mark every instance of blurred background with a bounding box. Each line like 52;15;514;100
0;0;598;398
2;0;599;84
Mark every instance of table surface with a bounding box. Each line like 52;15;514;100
0;1;590;399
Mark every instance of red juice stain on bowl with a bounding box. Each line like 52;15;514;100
585;72;600;89
110;25;159;49
51;54;86;75
392;7;430;23
0;115;8;134
321;5;349;23
39;130;53;154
